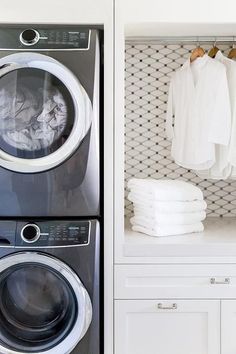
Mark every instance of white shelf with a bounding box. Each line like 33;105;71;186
124;218;236;258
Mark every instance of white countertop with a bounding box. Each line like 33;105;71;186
124;218;236;258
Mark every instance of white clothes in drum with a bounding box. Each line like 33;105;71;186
0;85;68;151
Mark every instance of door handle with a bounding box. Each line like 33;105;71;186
157;303;177;310
210;277;230;285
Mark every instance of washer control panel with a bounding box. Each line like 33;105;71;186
0;26;91;49
16;221;90;247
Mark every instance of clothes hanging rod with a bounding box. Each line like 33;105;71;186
125;36;236;44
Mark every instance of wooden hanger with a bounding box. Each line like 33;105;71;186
190;46;205;63
208;40;219;58
228;40;236;59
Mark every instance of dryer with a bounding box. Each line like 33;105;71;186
0;219;100;354
0;26;101;217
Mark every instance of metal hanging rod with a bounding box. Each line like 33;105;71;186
125;35;236;44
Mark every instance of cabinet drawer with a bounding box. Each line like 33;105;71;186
115;264;236;299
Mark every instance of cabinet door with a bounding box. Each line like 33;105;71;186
115;300;220;354
221;300;236;354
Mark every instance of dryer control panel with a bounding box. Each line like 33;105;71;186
0;26;91;49
16;220;91;247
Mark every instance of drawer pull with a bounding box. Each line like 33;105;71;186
210;277;230;285
157;303;177;310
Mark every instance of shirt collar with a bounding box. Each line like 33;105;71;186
215;50;224;61
182;53;209;70
215;50;232;64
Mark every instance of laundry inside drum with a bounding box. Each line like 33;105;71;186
0;68;75;159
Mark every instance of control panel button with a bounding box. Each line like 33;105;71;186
20;29;40;46
21;224;40;243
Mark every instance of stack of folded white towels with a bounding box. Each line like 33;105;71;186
127;178;207;237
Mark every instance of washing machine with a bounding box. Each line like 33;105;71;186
0;219;100;354
0;25;101;217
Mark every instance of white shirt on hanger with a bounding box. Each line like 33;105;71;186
197;50;236;179
166;54;231;171
230;125;236;175
228;59;236;174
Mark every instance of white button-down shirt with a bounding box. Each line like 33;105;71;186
197;51;236;179
227;57;236;174
166;54;231;171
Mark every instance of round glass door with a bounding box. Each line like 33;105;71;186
0;52;92;173
0;253;92;354
0;68;75;159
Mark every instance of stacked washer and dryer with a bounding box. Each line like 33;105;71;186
0;26;102;354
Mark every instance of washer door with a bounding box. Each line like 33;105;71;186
0;52;92;173
0;253;92;354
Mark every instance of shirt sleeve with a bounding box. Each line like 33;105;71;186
166;78;175;140
208;66;231;146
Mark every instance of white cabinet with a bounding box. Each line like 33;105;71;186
115;266;236;353
221;300;236;354
115;300;220;354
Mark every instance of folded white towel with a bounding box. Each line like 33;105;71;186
127;179;203;201
130;209;206;226
128;192;207;213
132;222;204;237
132;210;206;225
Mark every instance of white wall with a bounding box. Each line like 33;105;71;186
115;0;236;37
0;0;111;23
117;0;236;25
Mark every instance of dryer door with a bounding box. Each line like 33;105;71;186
0;52;92;173
0;252;92;354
